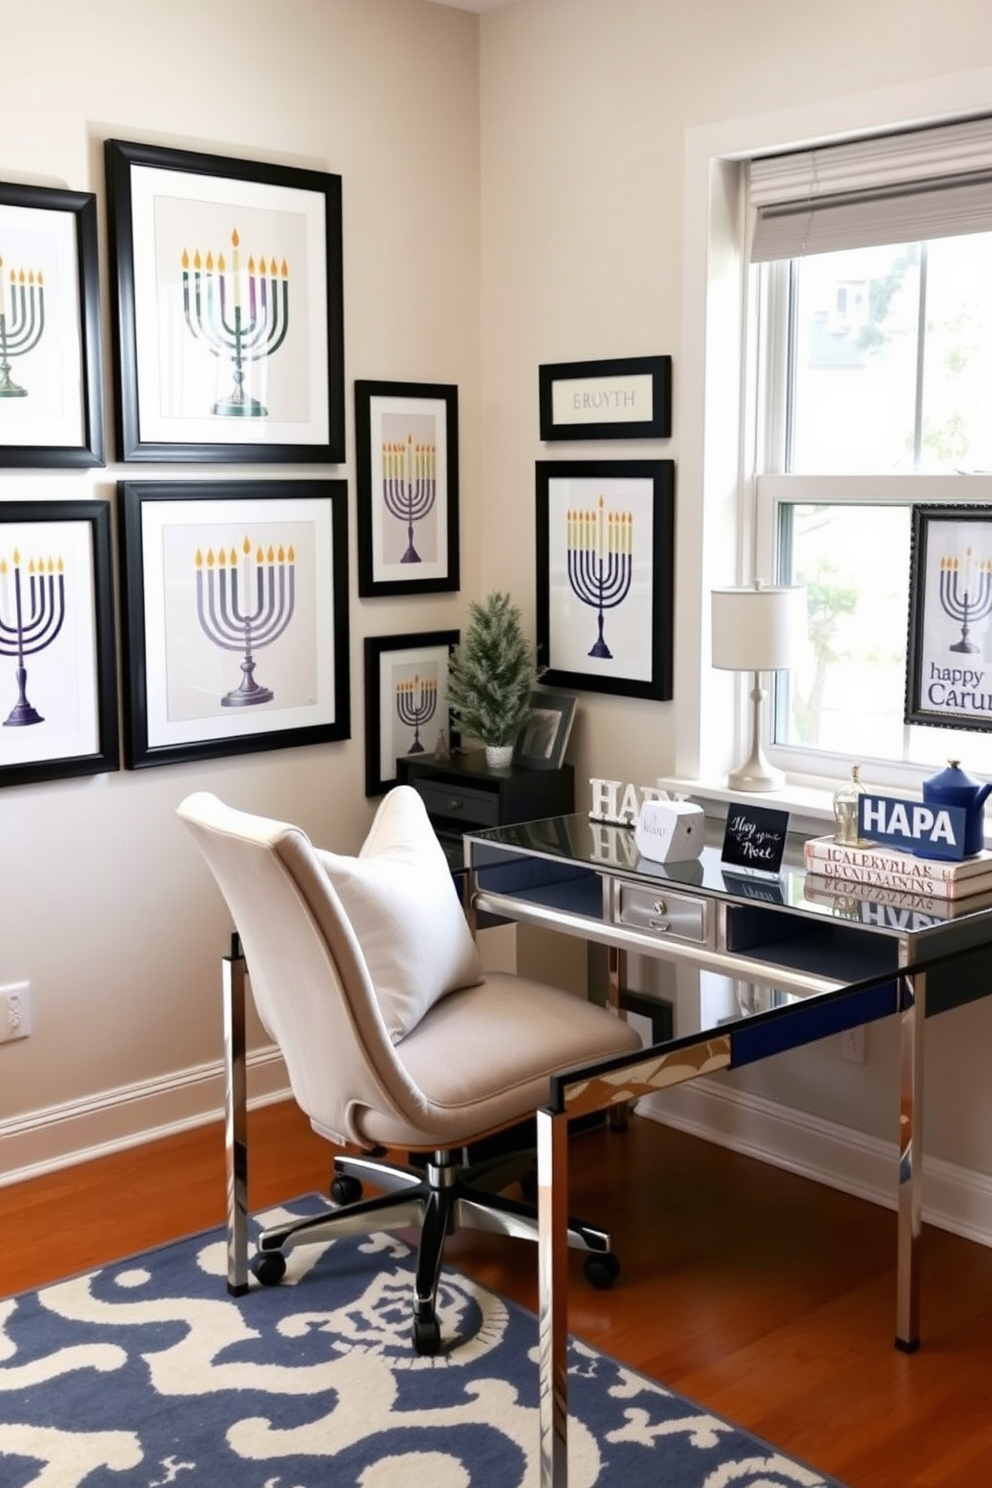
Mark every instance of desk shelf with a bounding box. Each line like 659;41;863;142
725;905;898;986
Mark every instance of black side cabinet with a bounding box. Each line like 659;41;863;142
398;750;574;868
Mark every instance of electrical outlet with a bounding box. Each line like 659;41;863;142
0;981;32;1044
840;1025;865;1063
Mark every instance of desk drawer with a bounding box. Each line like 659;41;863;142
410;778;501;828
614;881;710;944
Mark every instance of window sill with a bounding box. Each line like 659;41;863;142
657;774;837;837
661;773;992;852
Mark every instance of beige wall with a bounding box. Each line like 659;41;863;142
476;0;992;1203
0;0;482;1170
4;0;992;1216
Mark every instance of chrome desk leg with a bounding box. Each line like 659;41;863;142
538;1107;571;1488
538;1106;570;1488
223;936;250;1297
896;966;924;1351
606;945;629;1132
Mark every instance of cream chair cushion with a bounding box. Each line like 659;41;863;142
315;785;483;1042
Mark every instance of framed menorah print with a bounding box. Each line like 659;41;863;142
535;459;675;700
105;139;345;464
0;183;104;467
355;380;459;596
0;501;118;787
119;480;350;768
906;504;992;732
364;630;458;795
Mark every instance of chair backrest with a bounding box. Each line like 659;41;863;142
177;791;426;1146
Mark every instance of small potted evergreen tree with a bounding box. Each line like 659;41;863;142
446;590;537;768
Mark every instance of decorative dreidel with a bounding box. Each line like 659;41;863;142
832;763;868;847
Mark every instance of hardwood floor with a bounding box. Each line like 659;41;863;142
5;1103;992;1486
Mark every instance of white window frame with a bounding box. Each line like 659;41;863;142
752;253;992;789
677;71;992;811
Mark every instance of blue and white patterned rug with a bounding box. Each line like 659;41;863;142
1;1196;846;1487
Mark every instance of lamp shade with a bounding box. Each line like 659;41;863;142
711;584;807;672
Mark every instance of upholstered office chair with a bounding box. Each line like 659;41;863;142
178;786;641;1353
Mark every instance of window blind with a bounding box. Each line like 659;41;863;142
749;115;992;261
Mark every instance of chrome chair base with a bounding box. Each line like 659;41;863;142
254;1146;616;1354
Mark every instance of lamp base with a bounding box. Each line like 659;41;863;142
727;760;786;793
726;675;785;792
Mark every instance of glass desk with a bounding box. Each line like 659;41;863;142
464;814;992;1488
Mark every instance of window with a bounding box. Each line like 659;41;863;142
748;119;992;784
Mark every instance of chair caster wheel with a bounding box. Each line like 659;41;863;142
251;1250;287;1286
412;1314;441;1355
331;1174;363;1206
583;1251;620;1290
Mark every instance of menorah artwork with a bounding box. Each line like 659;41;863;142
566;494;634;658
0;547;66;727
395;672;437;753
939;547;992;653
0;254;46;399
195;536;296;707
181;230;289;418
382;433;437;563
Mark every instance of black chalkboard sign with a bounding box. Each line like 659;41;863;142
721;802;790;875
720;869;786;904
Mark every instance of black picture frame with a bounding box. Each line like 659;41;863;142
119;479;350;768
0;183;104;467
0;500;118;786
514;689;576;769
364;630;459;795
620;988;674;1046
355;379;459;596
105;139;345;464
906;503;992;732
536;459;675;700
538;355;671;442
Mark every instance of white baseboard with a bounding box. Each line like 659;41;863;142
5;1056;992;1253
0;1046;291;1189
636;1081;992;1250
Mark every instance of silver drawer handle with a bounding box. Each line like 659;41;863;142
446;798;463;812
649;918;671;931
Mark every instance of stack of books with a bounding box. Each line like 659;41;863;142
802;835;992;902
802;871;992;924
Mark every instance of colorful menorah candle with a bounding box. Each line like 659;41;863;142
382;433;437;562
0;547;67;726
0;254;46;398
181;230;290;417
566;494;634;658
939;547;992;654
395;672;437;753
195;535;296;706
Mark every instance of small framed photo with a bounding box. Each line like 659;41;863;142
105;138;344;463
536;459;675;700
0;182;104;467
119;479;350;768
364;630;458;795
906;503;992;732
538;355;671;442
0;500;118;786
515;689;576;769
355;380;459;596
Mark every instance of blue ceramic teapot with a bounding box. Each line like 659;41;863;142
922;760;992;856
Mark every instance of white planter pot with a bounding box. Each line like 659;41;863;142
484;744;514;770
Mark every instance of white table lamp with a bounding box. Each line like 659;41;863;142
711;581;807;792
